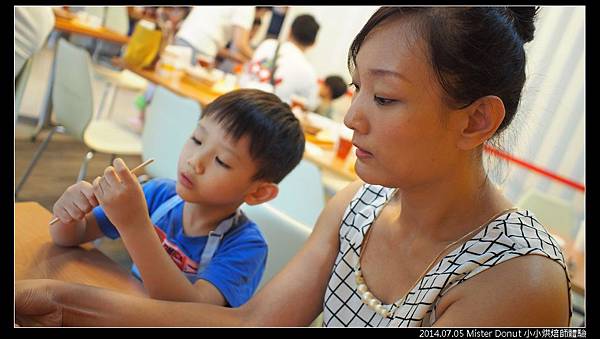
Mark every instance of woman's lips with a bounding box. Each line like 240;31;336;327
355;146;373;159
179;172;194;189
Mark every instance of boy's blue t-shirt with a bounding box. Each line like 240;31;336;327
92;178;268;307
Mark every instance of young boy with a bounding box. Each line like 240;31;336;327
49;89;305;307
315;75;348;119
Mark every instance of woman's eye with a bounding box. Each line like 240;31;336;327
215;157;231;169
374;95;396;106
191;136;202;145
349;82;360;92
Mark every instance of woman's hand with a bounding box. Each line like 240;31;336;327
92;158;150;234
15;279;63;327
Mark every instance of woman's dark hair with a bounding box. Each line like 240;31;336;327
201;89;305;184
291;14;320;47
348;7;539;135
325;75;348;100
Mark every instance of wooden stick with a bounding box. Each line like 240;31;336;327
49;158;155;225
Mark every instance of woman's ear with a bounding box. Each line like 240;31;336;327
457;95;506;150
244;182;279;205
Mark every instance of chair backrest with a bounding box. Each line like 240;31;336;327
142;86;202;179
241;203;312;289
269;160;325;228
104;7;129;35
516;189;577;240
52;39;94;140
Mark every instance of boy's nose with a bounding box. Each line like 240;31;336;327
188;157;205;175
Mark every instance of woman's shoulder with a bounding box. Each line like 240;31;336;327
483;209;565;259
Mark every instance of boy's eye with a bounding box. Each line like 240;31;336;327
215;157;231;169
374;95;396;106
191;136;202;145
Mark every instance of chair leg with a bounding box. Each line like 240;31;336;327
15;126;59;197
96;81;113;120
106;84;119;119
77;151;96;182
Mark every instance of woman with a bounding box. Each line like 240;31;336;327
15;7;571;327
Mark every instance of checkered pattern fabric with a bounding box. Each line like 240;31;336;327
322;184;572;327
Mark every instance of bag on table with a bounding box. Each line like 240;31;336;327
122;20;162;68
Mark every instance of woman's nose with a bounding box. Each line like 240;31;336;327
344;94;368;134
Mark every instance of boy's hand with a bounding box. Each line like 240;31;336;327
52;181;98;225
92;158;149;233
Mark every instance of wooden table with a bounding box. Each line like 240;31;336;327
53;16;130;45
303;142;357;181
114;58;223;107
15;202;146;296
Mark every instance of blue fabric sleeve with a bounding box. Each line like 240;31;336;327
197;224;268;307
92;178;175;239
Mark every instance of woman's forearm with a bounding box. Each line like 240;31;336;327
55;281;247;326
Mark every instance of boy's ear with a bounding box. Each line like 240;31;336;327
244;182;279;206
456;95;506;150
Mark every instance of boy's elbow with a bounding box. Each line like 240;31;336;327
50;235;81;247
49;226;84;247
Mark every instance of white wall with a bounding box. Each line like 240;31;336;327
278;6;378;82
489;6;585;230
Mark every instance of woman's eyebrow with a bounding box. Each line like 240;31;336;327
368;68;412;84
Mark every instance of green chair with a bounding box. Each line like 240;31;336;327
269;160;325;228
141;86;202;180
516;189;577;241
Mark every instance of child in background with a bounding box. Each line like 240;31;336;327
315;75;348;119
49;89;305;307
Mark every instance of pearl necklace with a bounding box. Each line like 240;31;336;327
354;200;518;319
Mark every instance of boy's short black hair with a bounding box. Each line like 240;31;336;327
291;14;320;47
325;75;348;100
201;89;305;184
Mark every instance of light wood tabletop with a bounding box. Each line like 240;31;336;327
53;15;130;45
15;202;146;297
114;58;223;107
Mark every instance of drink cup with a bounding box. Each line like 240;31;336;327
336;126;354;160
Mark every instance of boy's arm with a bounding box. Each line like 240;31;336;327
49;213;104;247
119;219;227;304
93;159;226;304
49;181;104;247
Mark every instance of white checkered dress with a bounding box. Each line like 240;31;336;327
322;184;572;327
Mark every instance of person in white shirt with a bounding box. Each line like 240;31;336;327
128;6;271;133
175;6;270;65
14;6;55;78
243;14;321;111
